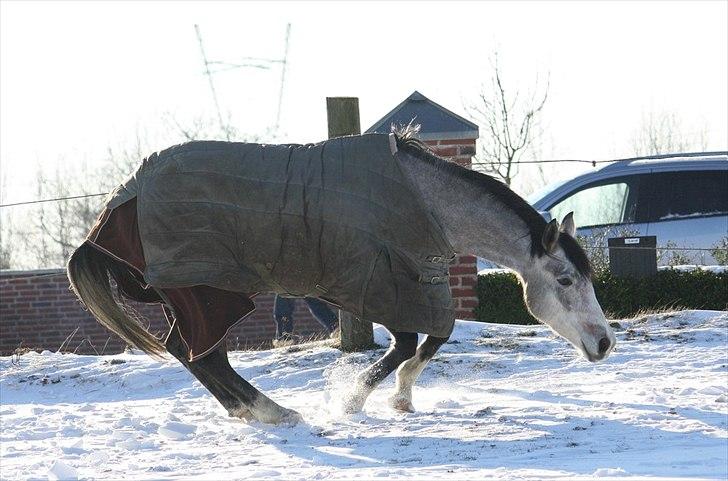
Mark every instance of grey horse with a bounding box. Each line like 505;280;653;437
67;128;615;425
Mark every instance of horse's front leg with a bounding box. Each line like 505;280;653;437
389;334;449;413
342;330;417;413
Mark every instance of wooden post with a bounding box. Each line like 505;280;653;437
326;97;361;138
326;97;375;352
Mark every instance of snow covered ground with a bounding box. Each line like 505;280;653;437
1;310;726;480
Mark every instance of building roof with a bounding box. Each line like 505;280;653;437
366;91;479;141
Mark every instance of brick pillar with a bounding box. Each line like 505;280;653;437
424;138;479;320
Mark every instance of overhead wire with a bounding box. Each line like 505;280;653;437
0;193;108;208
4;150;726;208
0;158;615;208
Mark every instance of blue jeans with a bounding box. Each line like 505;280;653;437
273;295;338;339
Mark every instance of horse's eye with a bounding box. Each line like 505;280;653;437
557;277;573;287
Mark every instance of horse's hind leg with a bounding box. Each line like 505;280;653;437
342;330;417;413
165;327;301;425
389;334;449;413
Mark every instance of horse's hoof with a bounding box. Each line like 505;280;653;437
389;396;415;413
342;395;365;414
279;408;303;426
343;404;361;415
229;406;254;421
256;407;302;426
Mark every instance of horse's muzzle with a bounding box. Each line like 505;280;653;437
582;335;614;362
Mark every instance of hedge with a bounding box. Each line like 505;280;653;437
475;269;727;324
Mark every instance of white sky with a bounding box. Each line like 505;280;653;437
1;0;727;204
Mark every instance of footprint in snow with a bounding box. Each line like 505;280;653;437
435;399;461;409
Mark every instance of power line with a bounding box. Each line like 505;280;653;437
0;193;108;208
2;150;725;208
0;158;595;208
0;271;69;281
471;159;610;166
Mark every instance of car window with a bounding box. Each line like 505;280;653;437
644;170;728;222
549;181;632;228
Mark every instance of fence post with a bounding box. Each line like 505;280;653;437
326;97;375;352
326;97;361;138
608;236;657;278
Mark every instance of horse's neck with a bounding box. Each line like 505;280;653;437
398;154;532;273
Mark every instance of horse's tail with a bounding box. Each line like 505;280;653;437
67;242;166;358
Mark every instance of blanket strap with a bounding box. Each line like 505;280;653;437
426;254;457;264
419;274;450;285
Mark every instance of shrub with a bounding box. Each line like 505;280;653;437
475;269;727;324
475;272;538;325
711;237;728;266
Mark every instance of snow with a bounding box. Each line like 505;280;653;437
478;267;513;276
659;212;724;221
1;310;727;480
658;265;727;274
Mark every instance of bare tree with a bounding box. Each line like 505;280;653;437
0;232;13;270
17;161;105;268
6;115;265;270
632;110;709;156
0;172;14;269
164;113;238;142
100;129;150;191
514;127;556;197
468;53;549;187
19;129;159;269
162;112;273;144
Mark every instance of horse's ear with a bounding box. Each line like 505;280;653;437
542;219;560;254
560;212;576;237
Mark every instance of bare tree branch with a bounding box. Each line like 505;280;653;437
467;52;549;187
631;110;709;156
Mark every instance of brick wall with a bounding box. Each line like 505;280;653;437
1;262;478;356
0;270;325;356
425;138;477;168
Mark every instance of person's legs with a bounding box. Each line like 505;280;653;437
273;295;295;339
304;297;338;333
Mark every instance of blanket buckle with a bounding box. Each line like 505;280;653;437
426;254;457;263
419;274;450;285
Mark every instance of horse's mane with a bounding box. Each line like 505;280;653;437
392;125;591;277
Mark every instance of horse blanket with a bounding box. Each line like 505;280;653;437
88;133;456;360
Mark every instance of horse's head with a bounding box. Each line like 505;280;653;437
520;213;616;362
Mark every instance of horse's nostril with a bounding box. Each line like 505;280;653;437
598;337;611;355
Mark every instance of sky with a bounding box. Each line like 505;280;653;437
1;0;727;205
